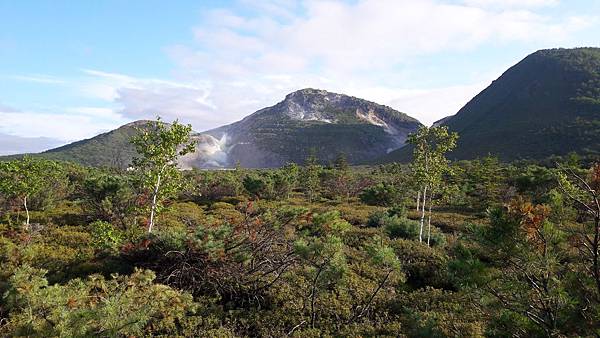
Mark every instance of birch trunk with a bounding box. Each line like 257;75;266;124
148;173;161;233
419;186;427;243
23;195;29;230
416;190;420;212
427;192;433;246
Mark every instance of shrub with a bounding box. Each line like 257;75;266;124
2;266;196;337
81;172;137;227
367;211;419;240
385;217;421;240
359;183;401;206
88;220;123;253
336;203;381;226
160;201;206;229
243;174;273;199
390;239;450;289
368;209;446;246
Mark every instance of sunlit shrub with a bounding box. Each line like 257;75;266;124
88;220;123;253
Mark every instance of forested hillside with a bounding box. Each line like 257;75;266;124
38;121;146;169
383;48;600;163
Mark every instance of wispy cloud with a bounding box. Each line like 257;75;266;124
461;0;559;9
11;74;66;85
0;103;19;112
79;69;217;127
0;102;128;142
0;133;64;155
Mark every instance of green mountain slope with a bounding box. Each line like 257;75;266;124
36;121;147;168
382;47;600;162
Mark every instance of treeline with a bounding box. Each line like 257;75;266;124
0;121;599;337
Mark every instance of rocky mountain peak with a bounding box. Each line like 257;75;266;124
277;88;345;122
284;88;333;101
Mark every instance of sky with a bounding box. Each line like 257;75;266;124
0;0;598;154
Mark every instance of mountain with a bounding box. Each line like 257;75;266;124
8;89;421;168
181;88;422;167
29;121;147;168
383;47;600;162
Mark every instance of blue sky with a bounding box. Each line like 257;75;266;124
0;0;599;154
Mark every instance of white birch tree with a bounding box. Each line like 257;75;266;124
407;126;458;245
131;117;195;233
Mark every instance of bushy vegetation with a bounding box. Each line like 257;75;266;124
1;123;599;337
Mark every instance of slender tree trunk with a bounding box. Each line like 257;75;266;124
427;192;433;246
416;190;421;212
352;269;392;322
23;195;29;230
148;173;162;233
419;186;427;243
593;215;600;297
310;266;324;328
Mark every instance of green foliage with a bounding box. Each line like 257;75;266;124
392;287;484;337
271;162;299;199
408;126;458;192
367;210;445;246
0;157;67;227
2;266;196;337
310;210;352;236
359;182;401;206
459;156;504;210
81;171;137;227
409;125;458;244
384;216;421;240
1;153;599;336
242;173;273;199
294;234;348;328
88;220;123;253
367;239;402;272
300;151;323;202
391;239;450;288
191;169;244;201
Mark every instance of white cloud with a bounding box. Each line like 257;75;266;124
66;106;126;121
0;108;127;142
181;0;590;75
78;69;218;128
11;74;66;85
462;0;559;9
0;133;64;155
387;83;490;125
15;0;582;139
0;103;19;112
157;0;593;127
